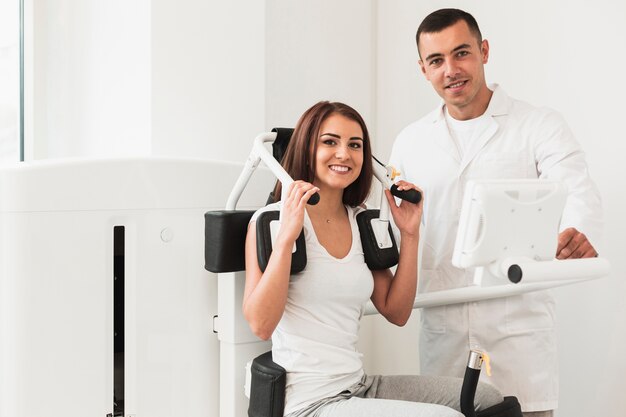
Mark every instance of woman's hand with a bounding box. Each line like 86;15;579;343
276;181;319;246
385;180;423;238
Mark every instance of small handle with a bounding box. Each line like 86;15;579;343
390;184;422;204
307;192;320;205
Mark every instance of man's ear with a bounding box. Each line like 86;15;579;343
419;60;428;80
481;39;490;64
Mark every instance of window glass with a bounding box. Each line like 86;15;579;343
0;0;21;164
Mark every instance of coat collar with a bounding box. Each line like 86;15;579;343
426;83;511;124
424;84;511;171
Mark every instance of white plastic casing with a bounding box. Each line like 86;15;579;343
0;157;273;417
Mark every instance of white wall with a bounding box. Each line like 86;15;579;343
265;0;375;140
156;0;376;163
375;2;626;416
150;1;266;162
28;0;267;163
30;0;152;158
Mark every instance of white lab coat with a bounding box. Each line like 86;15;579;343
390;85;603;412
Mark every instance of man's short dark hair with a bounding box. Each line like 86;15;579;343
416;8;482;58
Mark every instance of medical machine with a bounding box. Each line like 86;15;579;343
361;179;612;313
452;179;609;285
445;179;609;303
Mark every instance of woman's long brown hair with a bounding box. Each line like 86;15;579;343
272;101;373;207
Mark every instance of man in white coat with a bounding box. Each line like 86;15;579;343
390;8;603;417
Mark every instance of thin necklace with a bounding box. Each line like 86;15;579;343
309;204;343;224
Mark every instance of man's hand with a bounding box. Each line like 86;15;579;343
556;227;597;259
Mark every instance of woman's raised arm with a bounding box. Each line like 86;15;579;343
242;181;319;340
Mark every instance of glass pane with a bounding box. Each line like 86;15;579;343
0;0;21;164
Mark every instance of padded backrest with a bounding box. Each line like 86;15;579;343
204;210;254;273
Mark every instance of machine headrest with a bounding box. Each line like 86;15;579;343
270;128;294;163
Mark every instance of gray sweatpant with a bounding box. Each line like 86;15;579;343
288;374;503;417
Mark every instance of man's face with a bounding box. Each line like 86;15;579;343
418;20;490;119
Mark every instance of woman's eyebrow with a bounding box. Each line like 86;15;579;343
320;133;363;141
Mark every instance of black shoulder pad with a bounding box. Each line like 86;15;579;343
356;209;399;270
256;210;306;274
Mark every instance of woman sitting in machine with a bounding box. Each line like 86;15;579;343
242;101;502;417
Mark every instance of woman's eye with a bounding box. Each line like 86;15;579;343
349;142;362;149
322;139;336;145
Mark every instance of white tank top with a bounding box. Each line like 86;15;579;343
251;203;374;415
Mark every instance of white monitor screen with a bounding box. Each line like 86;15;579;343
452;180;567;269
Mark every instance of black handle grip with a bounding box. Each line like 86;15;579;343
460;367;480;417
307;192;320;206
390;184;422;204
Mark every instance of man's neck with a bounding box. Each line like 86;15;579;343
447;86;493;121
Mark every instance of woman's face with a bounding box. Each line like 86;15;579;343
312;113;364;193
